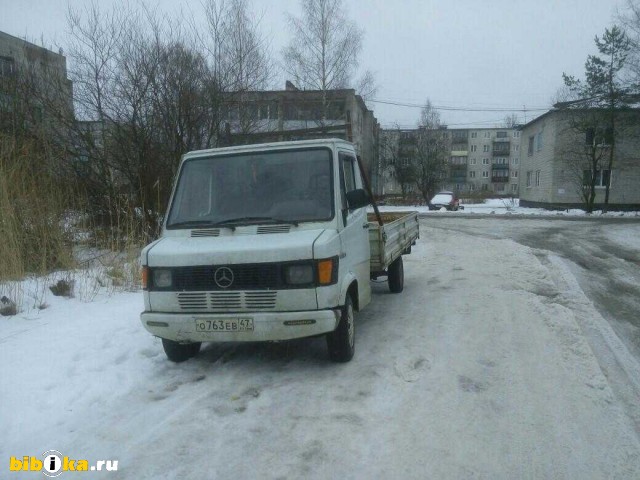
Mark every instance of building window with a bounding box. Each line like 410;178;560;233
528;136;534;156
535;170;541;187
484;132;491;138
470;158;476;165
482;171;489;178
536;132;543;151
482;158;489;165
514;145;519;152
496;131;508;138
469;183;476;191
585;127;613;146
526;171;532;187
0;56;15;77
583;169;611;187
483;145;489;152
493;158;508;165
471;145;477;152
471;132;477;138
512;170;518;178
511;158;519;165
513;131;520;138
469;171;476;178
450;156;467;165
456;183;464;191
511;183;518;193
482;184;488;191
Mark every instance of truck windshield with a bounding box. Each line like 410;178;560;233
166;147;334;228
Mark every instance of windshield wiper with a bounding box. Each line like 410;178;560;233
214;216;299;227
166;220;236;230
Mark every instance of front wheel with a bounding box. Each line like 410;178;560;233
326;295;355;362
162;339;201;362
388;256;404;293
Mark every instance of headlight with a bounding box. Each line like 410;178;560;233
153;269;172;288
284;264;314;285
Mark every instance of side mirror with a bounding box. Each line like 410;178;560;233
346;189;370;210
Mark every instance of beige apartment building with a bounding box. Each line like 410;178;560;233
518;109;640;209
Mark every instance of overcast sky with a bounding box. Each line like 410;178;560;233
0;0;627;128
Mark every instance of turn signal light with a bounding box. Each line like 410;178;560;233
141;266;149;290
317;258;336;285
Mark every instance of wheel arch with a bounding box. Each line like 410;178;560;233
339;273;360;311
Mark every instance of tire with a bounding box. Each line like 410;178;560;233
326;295;355;363
162;339;201;363
388;256;404;293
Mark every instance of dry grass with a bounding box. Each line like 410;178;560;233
0;136;146;314
0;135;75;282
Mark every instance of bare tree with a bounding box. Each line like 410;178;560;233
379;128;415;201
503;114;520;128
563;25;632;212
412;100;448;204
203;0;276;137
282;0;375;118
618;0;640;79
556;110;610;213
66;1;226;238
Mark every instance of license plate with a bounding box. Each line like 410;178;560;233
195;318;254;332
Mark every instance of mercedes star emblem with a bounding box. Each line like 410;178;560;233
214;267;234;289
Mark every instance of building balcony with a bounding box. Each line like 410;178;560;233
491;164;509;170
491;176;509;183
492;148;510;156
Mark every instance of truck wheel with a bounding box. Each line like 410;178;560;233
162;339;201;363
326;295;355;363
388;256;404;293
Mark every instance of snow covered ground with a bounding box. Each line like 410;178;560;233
2;217;640;479
374;198;640;217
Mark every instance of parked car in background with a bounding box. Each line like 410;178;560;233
428;191;463;211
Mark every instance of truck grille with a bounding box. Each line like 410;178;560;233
177;291;277;311
172;264;280;291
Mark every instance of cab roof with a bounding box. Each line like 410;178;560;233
183;138;355;161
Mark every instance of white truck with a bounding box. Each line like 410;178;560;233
140;138;419;362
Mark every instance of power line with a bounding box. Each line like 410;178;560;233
370;98;549;113
380;117;522;129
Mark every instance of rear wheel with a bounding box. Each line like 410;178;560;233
162;339;201;362
388;256;404;293
327;295;355;362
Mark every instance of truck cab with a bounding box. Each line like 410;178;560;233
141;139;373;362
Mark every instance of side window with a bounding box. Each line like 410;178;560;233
342;155;356;193
339;153;358;215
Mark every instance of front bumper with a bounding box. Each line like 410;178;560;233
140;309;341;342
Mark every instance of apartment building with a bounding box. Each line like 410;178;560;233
519;108;640;209
380;126;521;197
441;128;521;195
0;30;73;133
